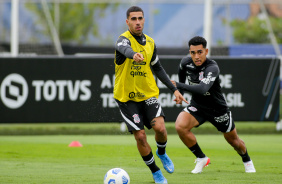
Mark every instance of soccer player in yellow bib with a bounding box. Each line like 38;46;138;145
114;6;188;184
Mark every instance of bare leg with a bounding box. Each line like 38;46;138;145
151;116;167;143
224;128;256;172
175;111;199;148
175;111;209;173
223;128;246;155
133;129;151;156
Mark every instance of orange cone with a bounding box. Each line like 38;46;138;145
68;141;83;147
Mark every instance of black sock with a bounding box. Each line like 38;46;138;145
189;142;206;158
239;150;251;162
156;141;167;155
142;151;160;173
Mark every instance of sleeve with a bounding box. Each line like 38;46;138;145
178;58;187;95
115;36;136;59
176;65;219;95
151;44;177;92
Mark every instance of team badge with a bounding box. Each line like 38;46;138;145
117;39;129;47
133;114;140;123
121;39;129;46
188;106;197;112
199;71;204;80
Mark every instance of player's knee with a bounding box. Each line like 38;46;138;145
175;120;192;134
175;122;182;133
155;125;167;136
134;131;147;144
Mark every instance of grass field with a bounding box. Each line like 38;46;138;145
0;122;280;135
1;133;282;183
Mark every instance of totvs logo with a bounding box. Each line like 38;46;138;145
0;73;92;109
0;73;28;109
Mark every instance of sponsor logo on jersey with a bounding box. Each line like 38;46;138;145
214;113;229;123
186;63;195;69
130;71;147;77
130;62;147;77
128;92;145;98
131;65;141;70
132;61;146;65
145;97;158;106
201;72;216;84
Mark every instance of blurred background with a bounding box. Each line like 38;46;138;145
0;0;281;126
0;0;281;56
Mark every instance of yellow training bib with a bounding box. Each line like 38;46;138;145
114;31;159;102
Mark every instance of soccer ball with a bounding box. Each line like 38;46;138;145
104;168;130;184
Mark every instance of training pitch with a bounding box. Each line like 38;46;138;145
0;133;282;183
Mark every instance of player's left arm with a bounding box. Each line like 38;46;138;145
175;65;219;95
150;44;177;92
151;44;188;104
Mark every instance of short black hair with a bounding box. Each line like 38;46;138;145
188;36;207;48
126;6;144;18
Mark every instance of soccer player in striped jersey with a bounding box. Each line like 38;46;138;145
171;36;256;174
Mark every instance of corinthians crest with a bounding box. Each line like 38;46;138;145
199;71;204;81
133;114;140;123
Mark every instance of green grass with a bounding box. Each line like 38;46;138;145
0;122;280;135
1;134;282;183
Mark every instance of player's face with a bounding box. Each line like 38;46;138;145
126;11;144;36
189;44;209;66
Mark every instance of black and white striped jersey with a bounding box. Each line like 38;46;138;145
176;56;228;110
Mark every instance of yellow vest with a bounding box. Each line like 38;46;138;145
114;31;159;102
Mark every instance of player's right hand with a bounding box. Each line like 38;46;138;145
133;53;144;63
173;90;189;104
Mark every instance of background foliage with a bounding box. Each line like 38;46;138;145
230;17;282;44
26;3;119;44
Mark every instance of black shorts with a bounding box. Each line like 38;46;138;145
115;97;165;132
184;104;235;133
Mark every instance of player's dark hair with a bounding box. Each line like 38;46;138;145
126;6;144;18
188;36;207;48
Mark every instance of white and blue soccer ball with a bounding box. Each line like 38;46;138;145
104;168;130;184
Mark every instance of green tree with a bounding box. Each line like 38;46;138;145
26;3;119;44
229;16;282;44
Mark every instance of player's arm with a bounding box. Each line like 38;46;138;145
177;58;187;95
151;44;188;104
115;36;143;65
150;45;177;92
175;65;219;95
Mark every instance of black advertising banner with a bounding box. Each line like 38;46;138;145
215;57;280;121
0;56;280;123
0;57;121;122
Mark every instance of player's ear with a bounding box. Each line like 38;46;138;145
205;48;209;55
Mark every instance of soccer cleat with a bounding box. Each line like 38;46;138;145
152;170;168;184
191;156;210;174
244;160;256;173
156;149;174;173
